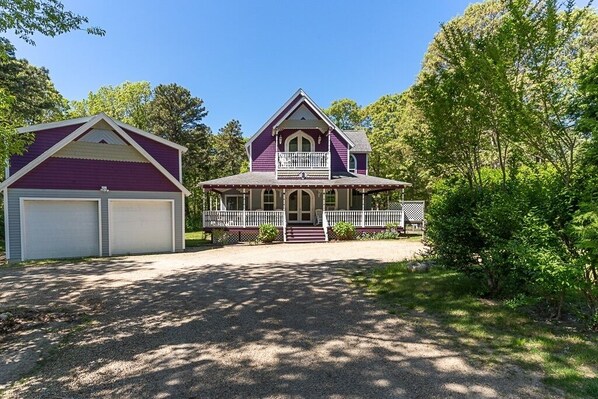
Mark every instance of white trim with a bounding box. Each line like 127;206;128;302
366;153;369;175
261;188;276;210
115;120;188;152
19;197;102;261
3;188;9;260
181;191;186;250
245;89;355;150
349;154;357;174
284;130;315;152
108;199;175;256
178;150;183;181
248;144;253;171
17;115;188;152
17;116;94;133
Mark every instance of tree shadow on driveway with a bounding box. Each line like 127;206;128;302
1;254;549;398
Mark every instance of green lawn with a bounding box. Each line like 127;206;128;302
350;262;598;399
185;230;211;247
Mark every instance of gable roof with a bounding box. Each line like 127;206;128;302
245;89;355;149
345;130;371;152
17;116;188;153
1;113;191;195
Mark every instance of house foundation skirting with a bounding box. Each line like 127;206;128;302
205;227;284;245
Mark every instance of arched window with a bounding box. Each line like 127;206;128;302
286;130;314;152
324;189;337;211
349;154;357;173
262;189;275;210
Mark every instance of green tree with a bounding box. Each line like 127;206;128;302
0;0;104;45
147;83;212;229
324;98;364;130
0;38;66;124
69;81;152;129
363;91;434;200
211;119;246;177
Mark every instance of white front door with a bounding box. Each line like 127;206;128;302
288;189;312;223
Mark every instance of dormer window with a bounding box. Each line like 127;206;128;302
286;130;314;152
349;154;357;173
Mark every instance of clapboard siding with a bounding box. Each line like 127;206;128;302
330;131;349;172
9;124;85;176
251;96;303;171
354;153;368;175
6;189;184;261
10;157;179;192
124;129;180;179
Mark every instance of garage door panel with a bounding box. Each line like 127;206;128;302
110;200;173;255
23;200;100;260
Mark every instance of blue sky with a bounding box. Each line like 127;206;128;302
8;0;483;135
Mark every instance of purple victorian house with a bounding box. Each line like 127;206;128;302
199;89;412;243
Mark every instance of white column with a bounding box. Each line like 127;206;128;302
282;188;287;242
242;189;246;228
361;190;366;228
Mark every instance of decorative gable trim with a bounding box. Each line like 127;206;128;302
78;129;127;145
245;89;355;149
17;116;188;153
1;114;191;196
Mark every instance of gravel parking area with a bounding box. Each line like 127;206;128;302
0;241;551;398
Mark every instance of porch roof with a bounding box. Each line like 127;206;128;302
199;172;411;191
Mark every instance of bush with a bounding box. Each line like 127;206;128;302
426;168;583;312
257;223;279;243
333;221;356;240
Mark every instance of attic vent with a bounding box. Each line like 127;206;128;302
301;117;306;120
79;129;126;145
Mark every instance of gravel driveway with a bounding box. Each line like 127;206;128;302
0;241;550;398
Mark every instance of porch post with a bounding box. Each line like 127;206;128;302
208;191;212;211
282;188;287;242
242;188;246;228
322;189;326;211
361;190;365;228
401;188;405;229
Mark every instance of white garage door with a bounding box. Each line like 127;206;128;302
22;199;100;260
110;200;174;255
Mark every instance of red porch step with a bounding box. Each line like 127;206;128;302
285;226;327;243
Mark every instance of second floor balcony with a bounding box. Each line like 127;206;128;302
276;152;330;179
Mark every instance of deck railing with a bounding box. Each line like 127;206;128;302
323;210;404;228
277;152;329;170
203;210;285;228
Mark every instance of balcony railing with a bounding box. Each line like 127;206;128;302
277;152;329;170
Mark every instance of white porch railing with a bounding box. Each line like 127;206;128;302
203;210;285;228
323;210;404;228
277;152;329;170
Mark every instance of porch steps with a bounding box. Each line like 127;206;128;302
285;226;327;243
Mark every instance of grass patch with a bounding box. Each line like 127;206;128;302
351;262;598;398
185;230;211;247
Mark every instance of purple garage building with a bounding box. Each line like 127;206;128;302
1;113;189;261
199;89;412;243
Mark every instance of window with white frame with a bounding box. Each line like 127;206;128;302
262;189;275;210
286;130;314;152
349;154;357;173
324;189;337;210
225;195;249;211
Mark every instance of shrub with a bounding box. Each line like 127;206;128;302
333;221;356;240
258;223;279;243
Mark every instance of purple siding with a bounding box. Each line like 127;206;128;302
330;130;349;173
9;124;84;176
123;129;180;179
251;96;304;171
355;153;368;175
10;157;179;192
276;129;328;152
